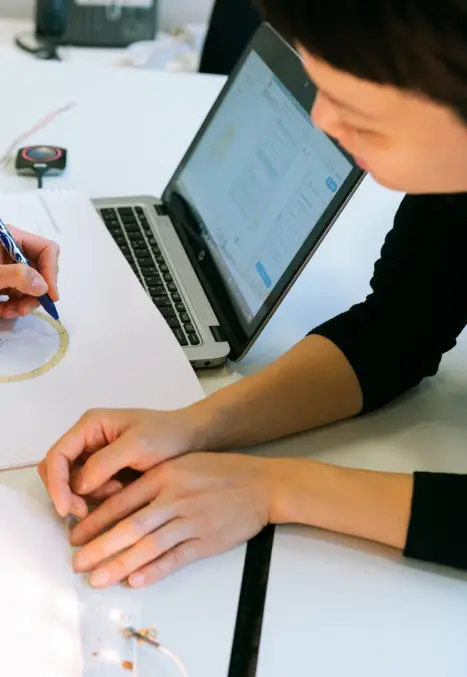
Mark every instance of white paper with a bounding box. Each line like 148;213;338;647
0;190;204;468
0;484;82;677
0;313;62;376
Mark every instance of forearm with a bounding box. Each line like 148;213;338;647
188;334;363;450
269;458;414;550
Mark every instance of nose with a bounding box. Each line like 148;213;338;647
311;92;344;141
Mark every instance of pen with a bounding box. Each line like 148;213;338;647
0;217;59;321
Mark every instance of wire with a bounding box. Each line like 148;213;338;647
36;169;45;189
15;33;61;61
125;627;190;677
158;643;190;677
0;102;76;174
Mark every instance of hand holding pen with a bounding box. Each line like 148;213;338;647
0;221;60;320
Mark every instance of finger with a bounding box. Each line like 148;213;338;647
0;264;47;298
70;473;158;547
73;498;175;573
36;242;60;301
86;480;124;503
0;309;19;320
128;540;201;587
9;296;40;317
46;442;73;518
38;458;88;519
45;409;119;517
70;494;89;520
72;431;144;496
87;519;193;589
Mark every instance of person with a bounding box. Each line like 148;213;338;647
0;227;59;318
199;0;261;75
39;0;467;590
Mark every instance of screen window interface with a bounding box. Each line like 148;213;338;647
175;52;353;324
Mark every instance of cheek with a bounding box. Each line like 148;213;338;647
363;144;466;193
362;148;426;191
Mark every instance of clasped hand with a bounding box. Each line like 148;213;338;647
39;409;275;587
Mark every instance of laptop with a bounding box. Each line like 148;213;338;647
93;23;364;369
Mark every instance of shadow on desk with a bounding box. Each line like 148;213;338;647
251;376;467;476
288;526;467;584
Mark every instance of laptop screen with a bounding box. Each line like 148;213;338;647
163;24;363;358
172;51;353;324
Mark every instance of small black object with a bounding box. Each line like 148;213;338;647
199;0;261;75
35;0;69;40
16;145;67;188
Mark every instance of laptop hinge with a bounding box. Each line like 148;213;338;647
210;325;227;343
155;203;169;217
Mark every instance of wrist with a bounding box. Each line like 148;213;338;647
265;458;413;551
266;457;321;524
182;386;247;451
179;396;224;451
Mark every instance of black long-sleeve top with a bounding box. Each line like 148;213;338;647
311;192;467;570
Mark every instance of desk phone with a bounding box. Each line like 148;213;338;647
35;0;158;48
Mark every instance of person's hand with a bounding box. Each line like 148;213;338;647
0;226;60;319
69;452;275;587
38;407;203;520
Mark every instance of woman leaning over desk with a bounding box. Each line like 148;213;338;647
38;0;467;588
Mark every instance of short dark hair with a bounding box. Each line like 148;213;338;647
257;0;467;122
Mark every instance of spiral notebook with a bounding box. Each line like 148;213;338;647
0;189;204;469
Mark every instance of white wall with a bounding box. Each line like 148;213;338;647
159;0;214;28
0;0;215;28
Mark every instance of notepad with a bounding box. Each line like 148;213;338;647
0;484;83;676
0;189;205;469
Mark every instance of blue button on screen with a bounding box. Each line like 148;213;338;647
256;261;272;288
326;176;338;192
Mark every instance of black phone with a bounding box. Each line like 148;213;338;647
35;0;158;48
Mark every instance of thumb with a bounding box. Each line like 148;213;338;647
0;264;48;296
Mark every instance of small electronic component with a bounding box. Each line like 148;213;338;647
15;144;67;188
79;595;189;676
80;597;140;676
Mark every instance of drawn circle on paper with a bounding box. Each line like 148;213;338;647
0;311;69;383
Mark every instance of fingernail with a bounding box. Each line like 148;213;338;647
74;478;88;494
73;552;90;570
31;275;47;294
90;569;110;588
129;574;145;588
3;311;17;319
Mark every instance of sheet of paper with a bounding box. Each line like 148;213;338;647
0;484;82;676
0;190;205;468
0;314;62;376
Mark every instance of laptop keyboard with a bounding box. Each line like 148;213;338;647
98;206;201;348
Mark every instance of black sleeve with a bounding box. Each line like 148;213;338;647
311;192;467;413
404;472;467;569
310;192;467;570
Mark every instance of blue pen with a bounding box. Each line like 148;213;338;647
0;218;59;322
